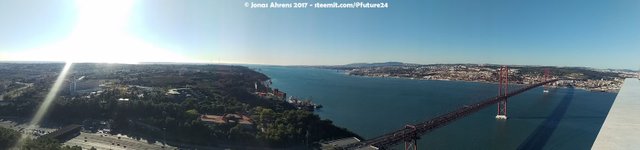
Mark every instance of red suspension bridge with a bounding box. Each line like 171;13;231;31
336;66;559;150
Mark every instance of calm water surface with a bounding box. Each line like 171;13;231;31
252;66;616;150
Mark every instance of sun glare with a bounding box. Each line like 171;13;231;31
15;62;73;148
7;0;187;64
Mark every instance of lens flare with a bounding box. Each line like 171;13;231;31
3;0;189;64
14;62;73;148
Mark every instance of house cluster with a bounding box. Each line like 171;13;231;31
200;114;253;127
253;80;287;101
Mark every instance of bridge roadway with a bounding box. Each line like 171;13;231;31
339;79;559;149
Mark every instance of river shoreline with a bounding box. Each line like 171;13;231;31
339;71;618;93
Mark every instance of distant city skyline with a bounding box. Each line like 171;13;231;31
0;0;639;69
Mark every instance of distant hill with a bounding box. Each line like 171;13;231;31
343;62;411;67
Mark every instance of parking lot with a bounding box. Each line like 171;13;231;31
64;132;176;150
0;119;57;138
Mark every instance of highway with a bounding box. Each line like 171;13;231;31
64;132;176;150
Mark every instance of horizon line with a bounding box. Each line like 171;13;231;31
0;60;636;71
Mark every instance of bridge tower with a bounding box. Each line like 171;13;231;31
404;125;418;150
543;68;550;93
496;66;508;119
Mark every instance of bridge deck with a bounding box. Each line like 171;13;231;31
592;78;640;149
340;79;558;149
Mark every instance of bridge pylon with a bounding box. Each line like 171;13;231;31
543;68;550;93
404;125;419;150
404;138;417;150
496;66;508;120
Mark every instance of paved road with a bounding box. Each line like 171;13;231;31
64;132;177;150
0;82;33;101
0;119;57;138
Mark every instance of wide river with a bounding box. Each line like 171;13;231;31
252;66;616;150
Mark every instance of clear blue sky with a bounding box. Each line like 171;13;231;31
0;0;638;69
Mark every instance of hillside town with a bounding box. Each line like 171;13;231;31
334;63;637;93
